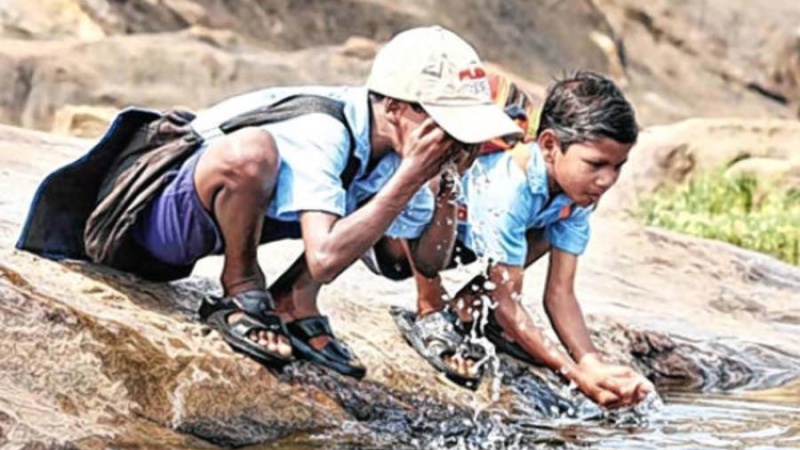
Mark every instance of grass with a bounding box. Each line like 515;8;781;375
638;172;800;266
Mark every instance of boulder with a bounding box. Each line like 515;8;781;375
52;105;117;138
1;124;799;447
602;118;800;215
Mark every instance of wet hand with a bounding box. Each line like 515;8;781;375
428;160;460;200
402;118;458;180
451;141;481;175
576;354;655;409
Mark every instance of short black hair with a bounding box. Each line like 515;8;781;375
535;71;638;149
368;91;424;113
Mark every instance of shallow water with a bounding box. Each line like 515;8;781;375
260;387;800;449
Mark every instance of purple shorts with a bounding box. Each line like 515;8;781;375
132;149;303;267
131;150;224;266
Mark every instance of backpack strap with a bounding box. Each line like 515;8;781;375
219;94;361;189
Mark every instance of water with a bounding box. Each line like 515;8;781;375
262;387;800;449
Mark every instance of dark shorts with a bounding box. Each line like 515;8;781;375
131;150;223;266
363;238;478;281
132;148;300;267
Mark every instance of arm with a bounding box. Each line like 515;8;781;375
543;249;597;362
486;263;585;380
406;169;459;277
481;261;642;408
545;247;655;406
408;142;478;276
300;119;455;283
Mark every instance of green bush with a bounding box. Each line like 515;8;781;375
638;172;800;266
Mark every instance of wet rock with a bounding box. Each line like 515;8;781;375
1;119;800;447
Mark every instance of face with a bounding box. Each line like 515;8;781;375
540;130;632;207
390;101;430;157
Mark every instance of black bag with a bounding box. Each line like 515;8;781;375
17;94;359;281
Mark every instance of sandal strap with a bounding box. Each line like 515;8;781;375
201;290;288;337
227;289;276;317
287;315;333;339
414;310;463;346
228;313;280;337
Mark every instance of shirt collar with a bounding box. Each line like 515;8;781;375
524;142;575;214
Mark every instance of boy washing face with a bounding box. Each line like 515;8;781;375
376;71;652;408
270;71;653;408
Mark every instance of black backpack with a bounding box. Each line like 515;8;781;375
17;94;360;281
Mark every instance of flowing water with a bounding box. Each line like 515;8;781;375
260;386;800;449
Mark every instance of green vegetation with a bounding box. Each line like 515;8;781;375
638;172;800;266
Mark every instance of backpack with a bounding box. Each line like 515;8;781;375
17;94;359;281
479;73;540;155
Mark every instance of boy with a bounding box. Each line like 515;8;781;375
17;26;522;377
270;72;653;407
398;71;654;408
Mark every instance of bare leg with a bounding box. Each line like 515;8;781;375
193;128;290;357
270;254;365;372
270;255;328;351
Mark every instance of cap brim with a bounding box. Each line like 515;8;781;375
422;102;524;144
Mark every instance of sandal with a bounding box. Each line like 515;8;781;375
285;315;366;379
199;290;293;368
390;306;483;388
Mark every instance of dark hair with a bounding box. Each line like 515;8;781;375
368;91;424;113
535;71;638;149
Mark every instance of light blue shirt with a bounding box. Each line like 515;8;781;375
396;142;592;265
190;85;430;236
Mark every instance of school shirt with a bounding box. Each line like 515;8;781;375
399;142;592;266
190;85;430;239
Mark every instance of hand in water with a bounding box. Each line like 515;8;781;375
575;353;655;409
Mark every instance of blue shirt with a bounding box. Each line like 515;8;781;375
398;142;592;266
190;85;430;237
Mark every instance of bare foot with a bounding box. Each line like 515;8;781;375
227;311;292;358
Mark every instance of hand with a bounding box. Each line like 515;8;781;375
452;141;481;175
428;160;460;200
401;118;458;181
574;353;655;409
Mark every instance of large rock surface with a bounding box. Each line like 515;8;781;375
1;124;799;448
602;118;800;215
1;0;799;132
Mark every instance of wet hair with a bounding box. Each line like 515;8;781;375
535;71;638;149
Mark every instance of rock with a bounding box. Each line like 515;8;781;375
767;28;800;105
601;118;800;215
725;156;800;194
0;0;106;40
0;32;372;130
589;30;629;88
1;124;799;447
339;36;380;60
52;105;117;138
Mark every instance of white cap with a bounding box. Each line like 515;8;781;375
366;26;523;144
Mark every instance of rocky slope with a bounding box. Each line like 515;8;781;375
1;1;800;448
1;123;799;448
1;0;799;132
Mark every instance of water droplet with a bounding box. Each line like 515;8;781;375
483;280;496;291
